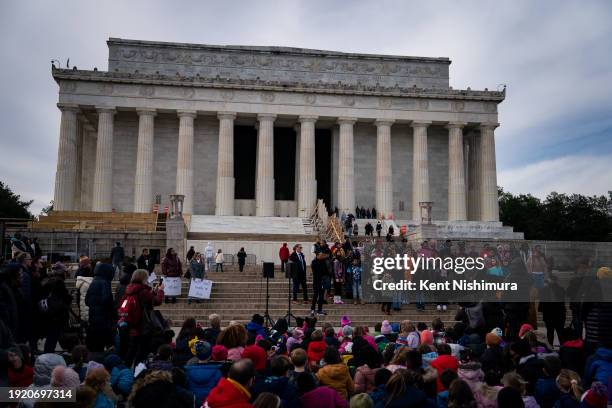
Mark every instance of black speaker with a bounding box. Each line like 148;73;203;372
262;262;275;278
286;261;297;280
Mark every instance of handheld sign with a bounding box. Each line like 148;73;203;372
188;279;213;299
164;277;181;296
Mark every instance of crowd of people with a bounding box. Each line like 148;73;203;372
1;232;612;407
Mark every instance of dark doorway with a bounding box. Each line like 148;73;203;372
234;125;257;199
274;127;296;200
315;129;332;207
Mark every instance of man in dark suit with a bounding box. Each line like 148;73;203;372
289;244;308;303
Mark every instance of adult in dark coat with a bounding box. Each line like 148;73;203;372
538;276;566;346
137;248;155;273
580;269;612;353
85;263;117;351
289;244;308;302
0;264;22;341
40;271;72;353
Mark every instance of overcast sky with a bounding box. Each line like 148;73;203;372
1;1;611;214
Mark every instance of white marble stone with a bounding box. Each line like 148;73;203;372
480;123;499;222
92;107;115;212
215;112;236;216
255;114;276;216
190;215;307;235
133;109;156;212
176;110;196;214
337;117;356;214
375;120;394;218
53;104;79;211
447;122;467;221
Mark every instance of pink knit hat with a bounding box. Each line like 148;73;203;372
211;345;228;361
292;328;304;339
518;323;534;339
420;330;434;346
381;320;392;335
341;315;351;327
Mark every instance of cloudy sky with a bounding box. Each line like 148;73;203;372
1;1;611;214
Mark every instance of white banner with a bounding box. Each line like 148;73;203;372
188;279;213;299
147;272;158;285
163;277;182;297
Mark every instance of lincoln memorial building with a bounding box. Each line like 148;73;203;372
50;38;521;240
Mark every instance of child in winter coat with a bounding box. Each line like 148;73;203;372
103;354;134;398
316;347;354;400
307;330;327;368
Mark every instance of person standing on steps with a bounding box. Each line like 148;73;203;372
188;252;205;304
186;246;195;263
137;248;155;274
236;248;247;272
204;242;215;274
110;241;125;278
215;249;224;272
161;247;182;304
289;244;309;304
310;248;329;316
376;221;382;237
279;243;290;273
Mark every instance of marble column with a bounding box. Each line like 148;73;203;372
92;107;116;212
411;121;431;221
297;115;318;218
80;127;97;211
467;132;482;220
337;117;357;215
375;119;394;219
215;112;236;216
53;104;80;211
480;123;500;221
133;109;156;213
447;122;467;221
176;110;196;214
256;114;276;216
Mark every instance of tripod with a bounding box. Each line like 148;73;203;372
261;262;277;327
282;264;298;327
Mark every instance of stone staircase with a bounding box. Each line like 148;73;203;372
64;265;461;329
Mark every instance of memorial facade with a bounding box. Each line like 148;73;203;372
52;38;504;224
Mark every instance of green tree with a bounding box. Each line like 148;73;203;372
499;187;612;241
0;181;33;219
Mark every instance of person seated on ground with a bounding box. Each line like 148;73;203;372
554;369;582;408
148;344;174;371
438;369;459;408
19;353;67;408
480;332;504;373
84;367;116;408
252;392;281;408
350;393;374;408
354;345;382;393
307;330;327;369
297;371;348;408
396;321;420;348
206;358;256;408
184;340;222;406
129;369;191;408
339;326;354;354
583;341;612;389
288;348;316;385
502;372;539;408
316;346;354;400
217;324;249;362
510;338;543;395
286;327;304;352
250;355;300;407
103;353;134;399
246;314;268;340
203;313;222;346
368;368;391;406
497;386;526;408
431;343;459;392
174;318;200;367
580;381;608;408
419;343;438;369
535;356;562;408
7;346;33;387
325;327;341;349
241;341;268;376
377;368;429;408
447;378;477;408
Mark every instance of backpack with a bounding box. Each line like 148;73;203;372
118;293;142;327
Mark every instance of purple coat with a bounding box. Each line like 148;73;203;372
301;386;348;408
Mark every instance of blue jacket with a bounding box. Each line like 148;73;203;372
246;321;267;338
374;384;432;408
584;347;612;387
437;390;449;408
110;366;134;397
185;362;222;405
369;384;386;406
553;393;580;408
93;392;115;408
85;264;116;330
535;377;561;408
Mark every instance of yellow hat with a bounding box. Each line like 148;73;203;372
597;267;612;279
188;337;200;356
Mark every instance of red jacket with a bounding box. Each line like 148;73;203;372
8;364;33;387
162;255;182;277
124;283;164;336
205;377;253;408
307;340;327;365
431;354;459;392
279;246;290;262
